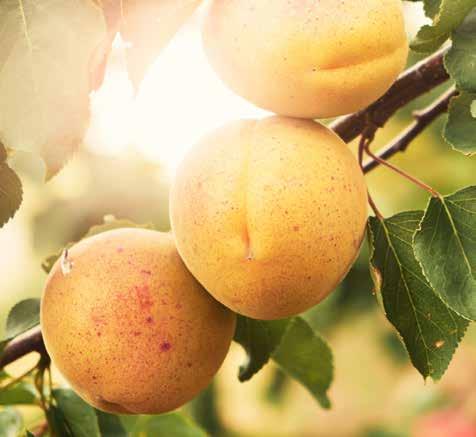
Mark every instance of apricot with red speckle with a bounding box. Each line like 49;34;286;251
41;229;235;414
203;0;408;118
170;116;368;319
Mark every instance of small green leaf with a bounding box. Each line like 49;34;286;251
2;299;40;343
41;215;155;273
445;10;476;92
130;414;208;437
424;0;443;18
406;0;441;19
369;212;468;380
26;432;35;437
0;408;23;437
233;316;289;381
414;187;476;320
0;160;22;229
444;92;476;154
411;0;476;52
96;410;127;437
0;382;37;405
272;317;333;409
41;248;68;274
53;389;100;437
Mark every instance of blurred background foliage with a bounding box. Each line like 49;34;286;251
1;3;476;437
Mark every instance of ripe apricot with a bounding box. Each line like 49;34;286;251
203;0;408;118
41;229;236;414
170;116;368;320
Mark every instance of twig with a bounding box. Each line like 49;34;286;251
367;193;384;220
363;86;457;173
0;362;38;391
359;134;383;219
332;47;450;144
363;142;441;198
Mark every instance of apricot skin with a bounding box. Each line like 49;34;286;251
202;0;408;118
41;229;236;415
170;116;368;320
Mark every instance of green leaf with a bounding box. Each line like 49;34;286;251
445;10;476;92
0;0;105;179
411;0;476;52
414;187;476;321
0;382;37;405
444;92;476;154
272;318;333;409
407;0;442;19
0;408;23;437
2;299;40;343
96;410;127;437
0;157;22;229
130;414;208;437
26;432;35;437
368;212;468;380
47;405;73;437
41;215;155;273
234;316;333;408
233;316;289;381
53;389;101;437
424;0;443;18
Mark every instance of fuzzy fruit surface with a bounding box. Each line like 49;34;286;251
41;229;236;414
203;0;408;118
170;116;368;320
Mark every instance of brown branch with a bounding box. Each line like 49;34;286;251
0;49;455;370
363;86;457;173
331;46;450;144
0;327;45;368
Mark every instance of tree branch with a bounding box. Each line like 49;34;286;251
0;327;45;368
0;49;455;370
363;86;457;173
331;46;450;144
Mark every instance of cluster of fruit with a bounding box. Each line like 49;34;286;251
41;0;408;415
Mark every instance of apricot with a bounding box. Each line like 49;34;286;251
202;0;408;118
170;116;368;320
40;229;236;414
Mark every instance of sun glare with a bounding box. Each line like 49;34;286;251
85;2;426;176
85;14;267;175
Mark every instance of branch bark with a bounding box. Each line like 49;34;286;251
363;86;457;173
0;327;45;368
331;47;450;144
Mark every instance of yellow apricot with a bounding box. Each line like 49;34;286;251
170;116;368;320
202;0;408;118
41;229;235;414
